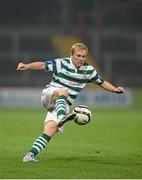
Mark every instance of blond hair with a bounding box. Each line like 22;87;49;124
70;43;88;55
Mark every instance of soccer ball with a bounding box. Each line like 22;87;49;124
73;105;92;125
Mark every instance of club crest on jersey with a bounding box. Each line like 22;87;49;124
47;59;56;64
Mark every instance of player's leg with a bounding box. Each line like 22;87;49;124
23;111;58;162
23;108;68;162
42;87;76;126
41;87;69;116
52;88;76;126
22;133;51;162
23;87;57;162
22;87;75;162
52;88;69;121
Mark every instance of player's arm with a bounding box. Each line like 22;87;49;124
100;80;125;94
17;61;45;71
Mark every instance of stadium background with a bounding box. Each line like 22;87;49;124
0;0;142;179
0;0;142;87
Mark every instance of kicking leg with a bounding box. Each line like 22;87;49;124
53;89;76;127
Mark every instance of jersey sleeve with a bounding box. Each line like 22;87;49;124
88;69;104;85
41;58;57;72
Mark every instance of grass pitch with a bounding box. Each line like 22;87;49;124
0;90;142;179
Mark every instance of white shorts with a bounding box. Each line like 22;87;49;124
41;86;70;133
41;86;55;110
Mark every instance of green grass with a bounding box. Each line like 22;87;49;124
0;90;142;179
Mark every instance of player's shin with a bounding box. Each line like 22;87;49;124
55;95;67;121
29;133;51;156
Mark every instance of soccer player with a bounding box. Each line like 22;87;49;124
17;43;125;162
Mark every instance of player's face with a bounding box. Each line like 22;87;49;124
71;48;88;68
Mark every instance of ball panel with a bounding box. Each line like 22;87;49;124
73;105;92;125
74;114;90;125
73;109;91;123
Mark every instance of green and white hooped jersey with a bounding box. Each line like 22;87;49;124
43;58;104;105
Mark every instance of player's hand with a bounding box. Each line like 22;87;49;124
115;87;125;94
17;63;28;71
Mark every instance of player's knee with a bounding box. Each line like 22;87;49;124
59;89;69;96
54;88;69;97
47;88;69;111
44;121;58;137
44;121;57;130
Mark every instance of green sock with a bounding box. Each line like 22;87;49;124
30;133;51;156
55;95;67;120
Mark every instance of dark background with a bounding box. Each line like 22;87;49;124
0;0;142;87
